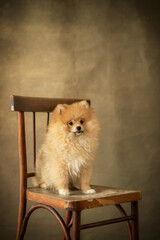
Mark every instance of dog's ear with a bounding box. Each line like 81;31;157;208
56;104;68;114
79;100;90;109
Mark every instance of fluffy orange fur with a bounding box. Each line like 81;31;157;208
34;100;100;195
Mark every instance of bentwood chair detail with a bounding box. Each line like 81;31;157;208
11;95;141;240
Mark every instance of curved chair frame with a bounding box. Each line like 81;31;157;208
11;95;141;240
116;204;132;240
62;204;133;240
20;204;71;240
19;203;132;240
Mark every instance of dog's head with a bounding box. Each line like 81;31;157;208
52;100;99;137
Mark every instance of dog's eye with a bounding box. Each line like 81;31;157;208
80;120;83;124
68;121;73;126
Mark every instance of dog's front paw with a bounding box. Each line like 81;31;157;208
83;189;96;194
58;189;70;196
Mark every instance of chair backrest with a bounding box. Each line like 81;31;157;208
11;95;90;190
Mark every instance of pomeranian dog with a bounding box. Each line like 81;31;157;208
34;100;100;195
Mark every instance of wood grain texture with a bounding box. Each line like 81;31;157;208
11;95;90;112
17;112;27;240
72;211;81;240
26;185;141;210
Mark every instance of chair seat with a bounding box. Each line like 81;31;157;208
27;185;141;210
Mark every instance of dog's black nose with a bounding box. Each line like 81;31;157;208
76;126;81;131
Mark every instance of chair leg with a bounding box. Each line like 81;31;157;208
16;196;26;240
62;210;72;240
72;210;81;240
131;201;139;240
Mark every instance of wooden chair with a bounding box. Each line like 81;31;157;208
11;95;141;240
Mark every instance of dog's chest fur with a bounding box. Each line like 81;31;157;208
58;136;93;176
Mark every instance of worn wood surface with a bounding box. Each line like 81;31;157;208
11;95;90;112
27;185;141;210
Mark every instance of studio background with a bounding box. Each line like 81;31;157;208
0;0;160;239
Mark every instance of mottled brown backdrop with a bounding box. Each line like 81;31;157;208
0;0;160;239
